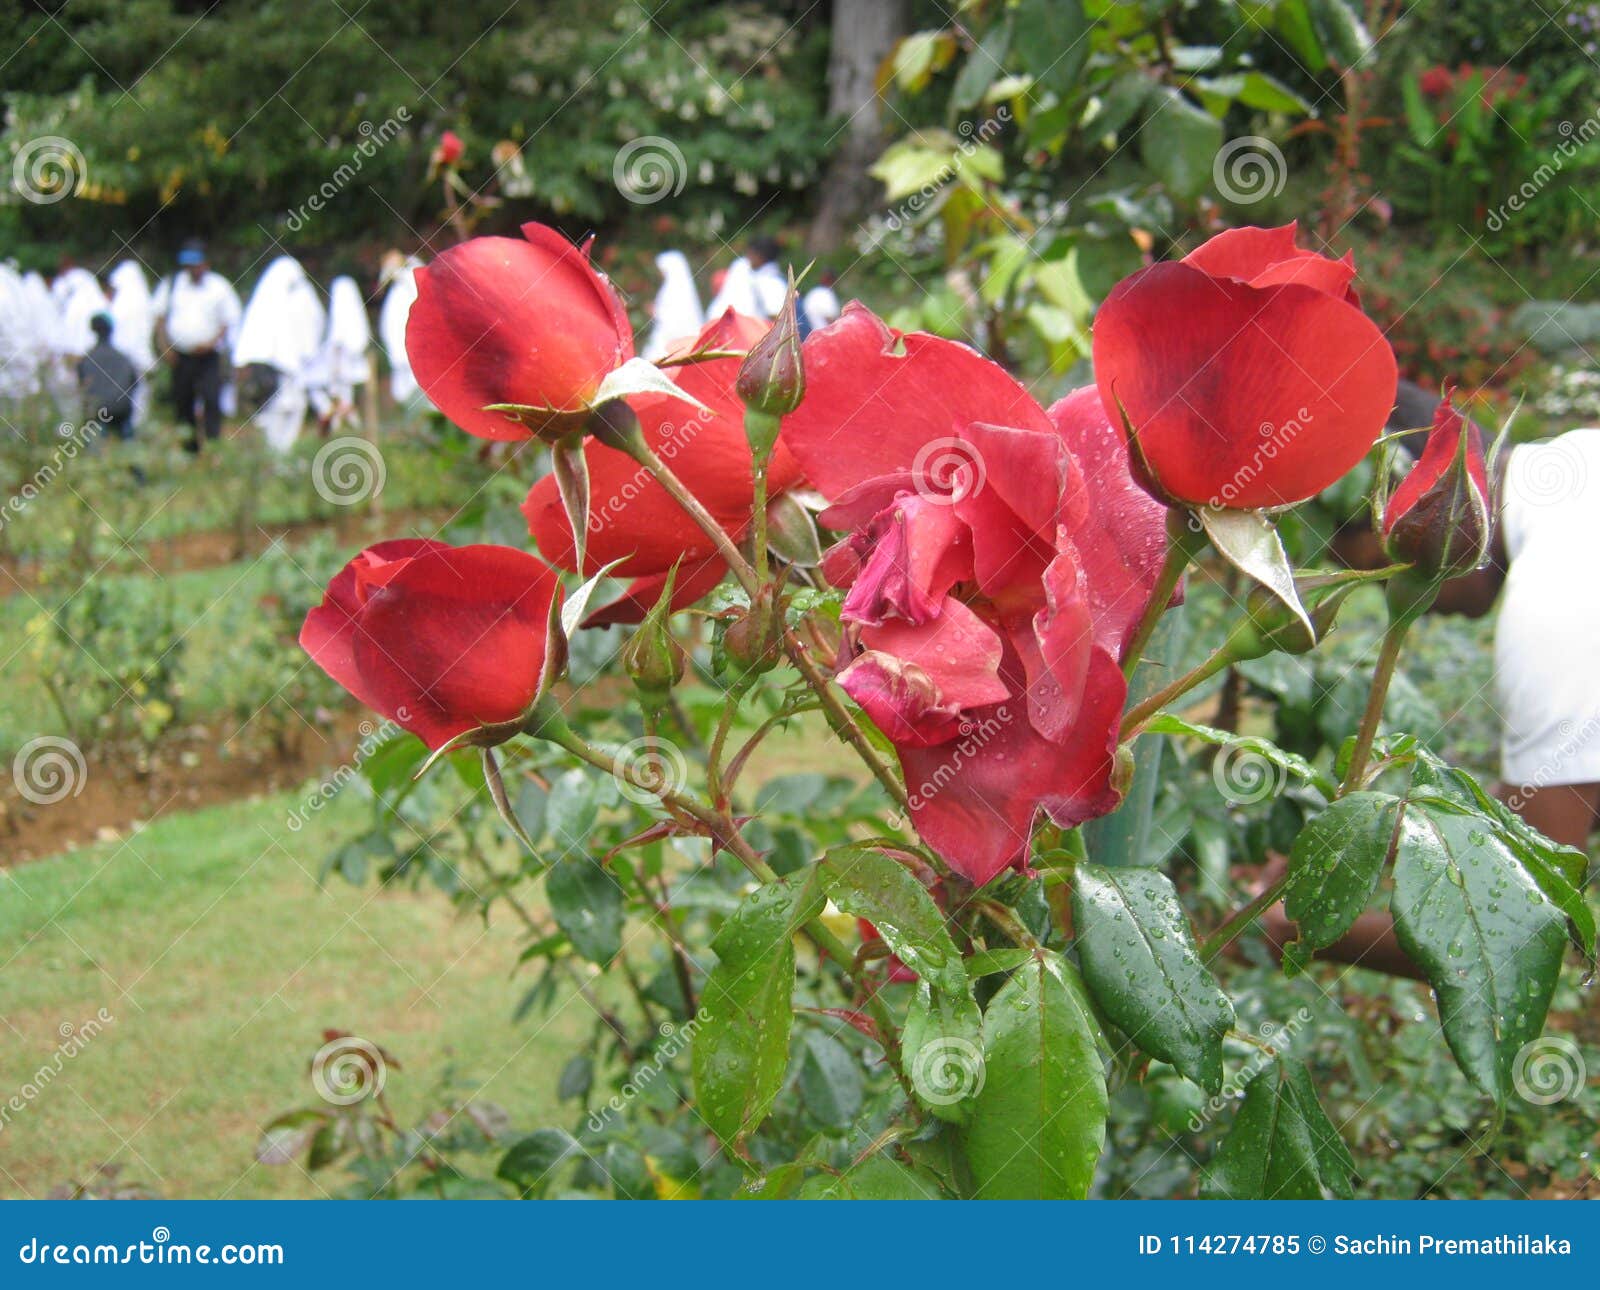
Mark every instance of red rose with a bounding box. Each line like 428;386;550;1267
300;540;562;750
433;130;464;166
1093;223;1397;510
1383;391;1490;579
521;310;806;624
782;305;1172;885
406;223;632;442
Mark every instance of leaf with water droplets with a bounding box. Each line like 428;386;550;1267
1391;799;1567;1104
1282;791;1404;975
1073;863;1232;1092
1203;1058;1354;1199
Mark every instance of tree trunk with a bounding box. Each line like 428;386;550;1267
806;0;909;256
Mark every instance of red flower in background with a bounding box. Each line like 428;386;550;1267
432;130;464;167
783;305;1172;885
1093;223;1397;510
300;540;562;750
1383;391;1491;579
522;310;806;624
406;223;632;442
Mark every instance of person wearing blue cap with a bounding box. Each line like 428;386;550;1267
152;239;240;452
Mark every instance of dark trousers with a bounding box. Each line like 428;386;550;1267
172;350;223;452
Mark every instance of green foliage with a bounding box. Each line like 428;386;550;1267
0;0;829;260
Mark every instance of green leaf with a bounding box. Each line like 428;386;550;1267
903;979;985;1123
1203;1059;1354;1198
1073;864;1233;1092
1391;800;1568;1103
545;767;600;858
1012;0;1090;99
798;1153;946;1199
1197;506;1312;640
1144;712;1336;800
692;871;824;1152
1283;792;1403;974
798;1032;864;1130
1308;0;1375;69
949;18;1010;113
545;856;624;965
961;953;1107;1199
1140;88;1224;199
1274;0;1328;71
497;1128;580;1196
818;845;964;993
964;948;1034;978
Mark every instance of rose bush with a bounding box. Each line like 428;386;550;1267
297;221;1592;1201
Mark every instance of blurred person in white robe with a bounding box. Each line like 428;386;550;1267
308;275;373;432
748;235;787;321
706;255;758;320
232;255;325;453
107;261;157;427
378;251;427;410
45;263;109;412
642;250;704;360
0;265;43;404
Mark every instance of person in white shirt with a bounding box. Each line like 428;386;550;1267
152;241;241;452
748;235;787;320
378;250;426;409
801;271;842;337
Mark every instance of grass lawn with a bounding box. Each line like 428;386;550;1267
0;787;589;1200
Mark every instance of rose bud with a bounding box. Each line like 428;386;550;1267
721;587;784;677
1093;223;1397;510
619;570;687;709
406;222;632;443
300;540;563;750
1225;572;1360;660
736;272;805;453
432;130;464;168
1382;393;1490;580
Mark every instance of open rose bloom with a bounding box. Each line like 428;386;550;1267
784;305;1172;884
1094;223;1396;510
